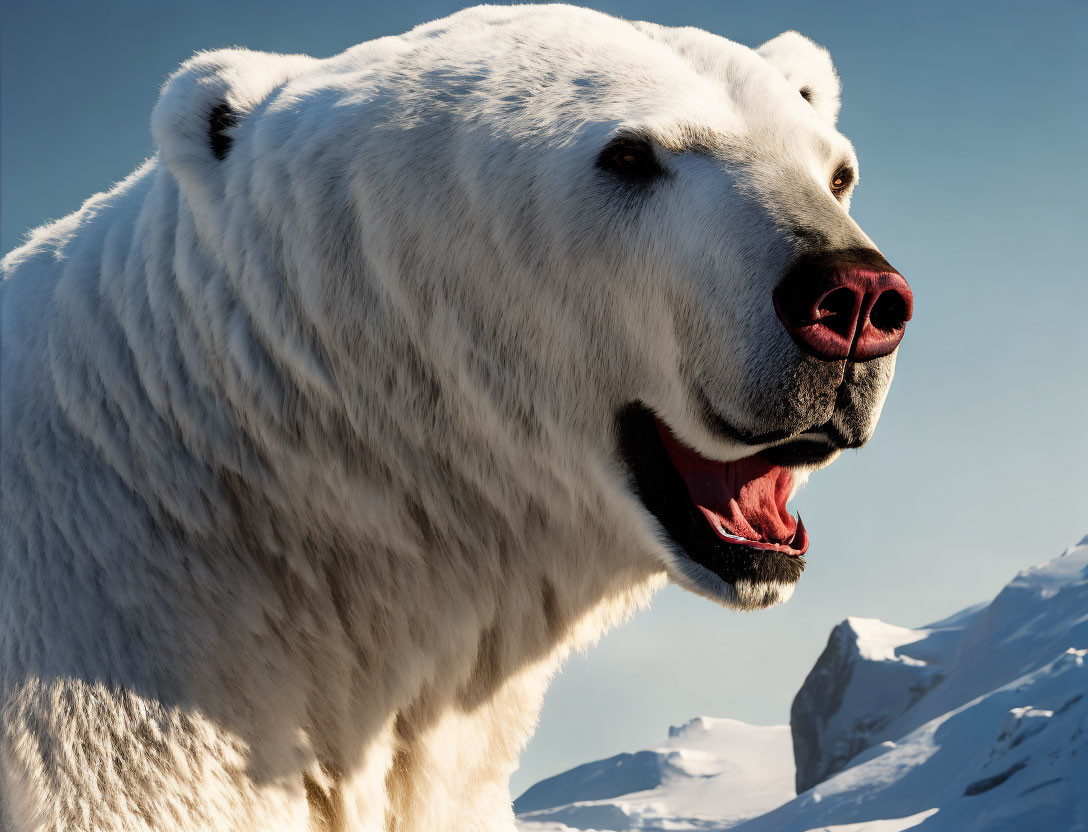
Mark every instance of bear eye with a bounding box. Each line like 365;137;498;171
830;167;854;198
597;137;663;181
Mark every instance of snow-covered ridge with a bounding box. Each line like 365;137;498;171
791;615;949;792
517;536;1088;831
516;717;795;831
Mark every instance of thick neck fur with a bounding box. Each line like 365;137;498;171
1;156;663;814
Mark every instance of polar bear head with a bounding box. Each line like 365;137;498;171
151;5;911;614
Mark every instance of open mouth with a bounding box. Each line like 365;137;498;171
616;404;810;608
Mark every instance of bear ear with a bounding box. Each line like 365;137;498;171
152;48;315;208
757;32;841;126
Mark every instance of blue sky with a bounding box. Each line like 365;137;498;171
4;0;1086;796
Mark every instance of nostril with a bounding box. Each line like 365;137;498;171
815;287;858;335
869;290;908;333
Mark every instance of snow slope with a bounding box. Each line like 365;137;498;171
791;534;1088;789
517;536;1088;832
737;645;1088;831
515;717;795;831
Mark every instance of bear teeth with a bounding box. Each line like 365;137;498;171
717;525;751;542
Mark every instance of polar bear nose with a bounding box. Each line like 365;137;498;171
773;250;913;362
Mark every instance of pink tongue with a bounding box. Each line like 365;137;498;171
656;421;798;544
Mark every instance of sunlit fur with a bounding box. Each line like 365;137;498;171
0;6;897;829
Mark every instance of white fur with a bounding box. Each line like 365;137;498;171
0;6;893;829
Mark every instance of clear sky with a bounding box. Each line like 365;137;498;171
4;0;1086;797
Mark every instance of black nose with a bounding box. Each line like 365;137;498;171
773;248;913;362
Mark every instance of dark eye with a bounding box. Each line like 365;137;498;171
596;137;664;181
830;167;854;198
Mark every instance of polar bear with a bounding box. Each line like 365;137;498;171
0;5;912;830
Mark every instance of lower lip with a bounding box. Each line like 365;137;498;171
701;507;808;556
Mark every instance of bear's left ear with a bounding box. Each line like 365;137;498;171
152;48;316;217
757;32;841;126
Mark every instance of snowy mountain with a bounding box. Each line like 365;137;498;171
515;717;795;831
790;611;975;793
516;535;1088;832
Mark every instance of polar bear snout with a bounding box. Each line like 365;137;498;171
773;248;913;362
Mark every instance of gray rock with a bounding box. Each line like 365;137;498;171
790;617;952;792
